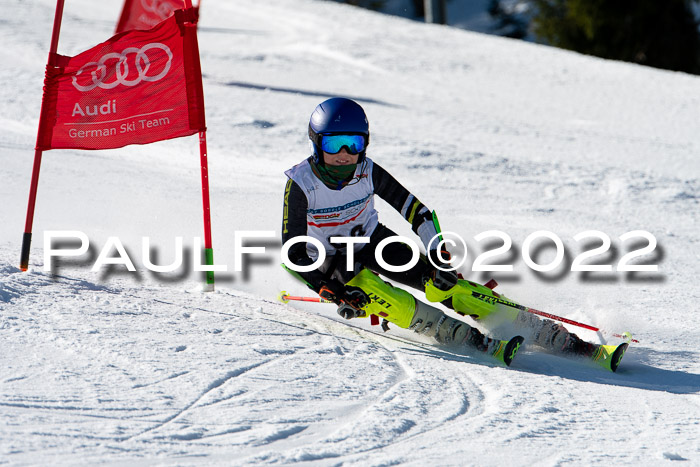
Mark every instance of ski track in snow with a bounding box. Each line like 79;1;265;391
1;0;699;465
0;267;491;464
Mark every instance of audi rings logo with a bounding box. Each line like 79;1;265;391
72;43;173;92
142;0;182;21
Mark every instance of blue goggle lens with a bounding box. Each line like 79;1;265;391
321;134;366;155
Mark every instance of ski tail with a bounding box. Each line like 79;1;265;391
591;342;629;372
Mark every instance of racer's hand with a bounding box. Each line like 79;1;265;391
427;249;458;291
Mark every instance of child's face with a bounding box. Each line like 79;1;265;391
322;148;360;166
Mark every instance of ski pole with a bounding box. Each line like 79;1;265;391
278;291;638;343
524;307;637;342
528;307;638;343
471;291;639;343
279;290;390;330
278;291;334;304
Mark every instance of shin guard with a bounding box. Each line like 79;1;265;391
425;278;519;323
345;269;417;329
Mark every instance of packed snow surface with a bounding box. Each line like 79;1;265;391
1;0;698;465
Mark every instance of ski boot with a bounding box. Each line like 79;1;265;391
531;318;629;372
410;301;523;367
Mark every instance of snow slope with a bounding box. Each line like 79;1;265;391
1;0;699;465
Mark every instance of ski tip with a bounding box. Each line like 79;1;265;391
593;342;629;372
610;342;629;373
505;335;525;367
498;335;525;367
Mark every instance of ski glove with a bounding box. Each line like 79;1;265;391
336;288;369;319
318;279;347;304
319;281;369;319
427;249;459;291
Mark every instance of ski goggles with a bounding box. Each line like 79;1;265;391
320;134;367;155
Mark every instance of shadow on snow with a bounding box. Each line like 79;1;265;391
215;79;403;108
354;324;699;395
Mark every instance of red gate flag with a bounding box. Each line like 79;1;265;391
36;8;205;151
116;0;195;34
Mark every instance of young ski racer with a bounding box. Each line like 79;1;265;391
280;97;627;370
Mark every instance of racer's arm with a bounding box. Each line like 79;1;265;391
372;162;439;250
281;179;329;292
372;163;458;289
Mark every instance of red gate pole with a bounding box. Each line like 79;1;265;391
199;130;215;291
20;0;66;271
183;0;215;290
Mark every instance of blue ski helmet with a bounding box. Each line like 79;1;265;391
308;97;370;165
